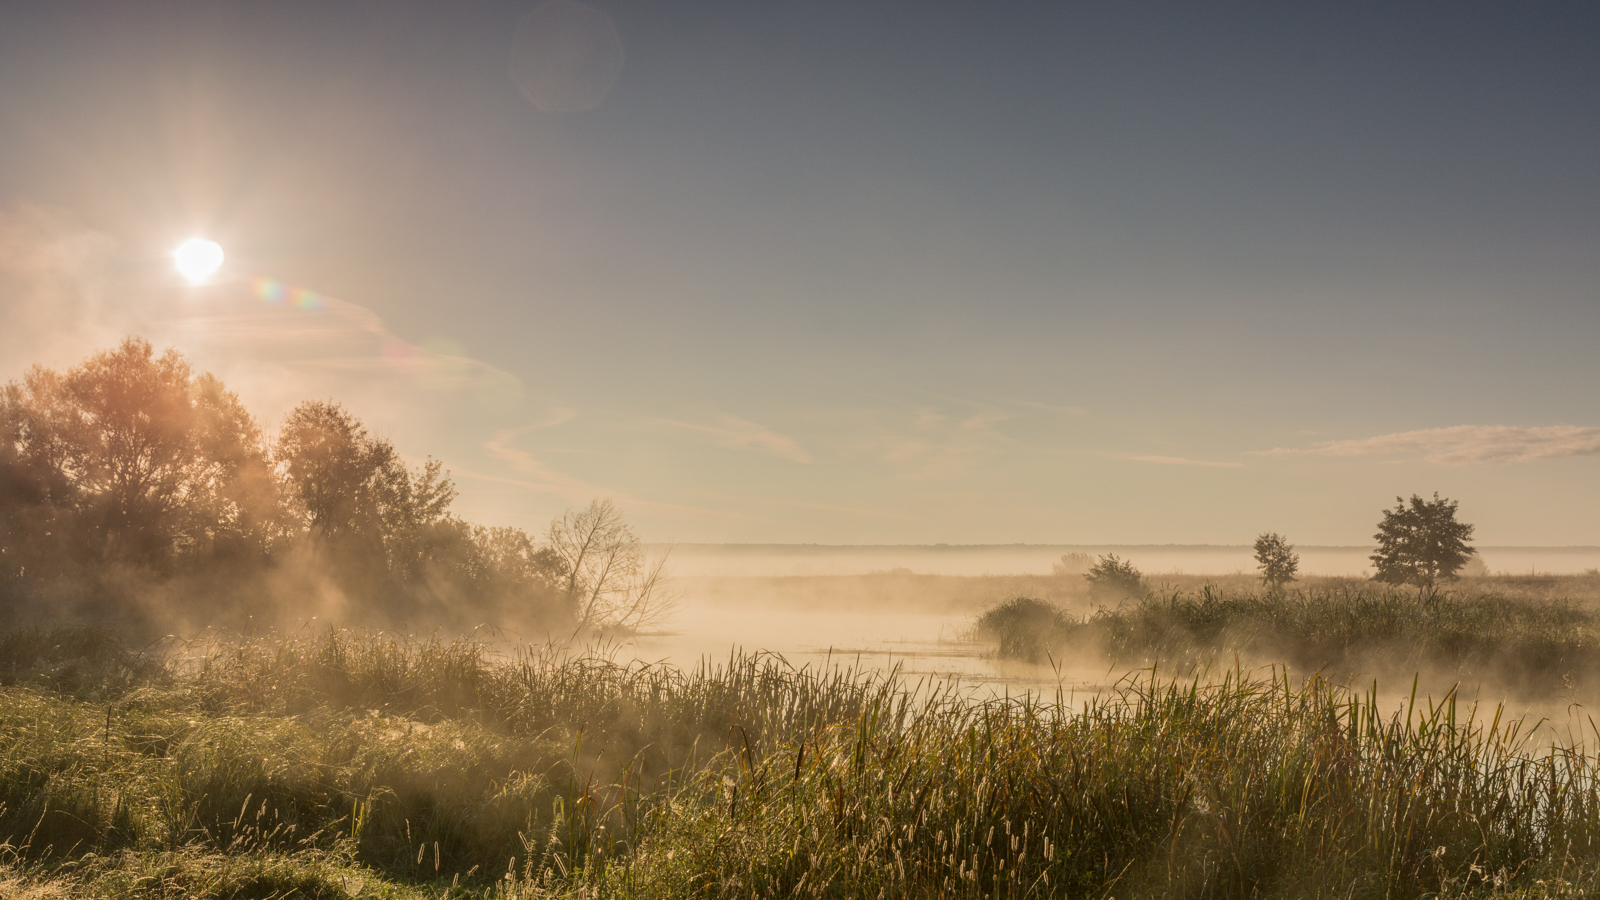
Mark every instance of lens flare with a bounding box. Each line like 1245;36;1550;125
253;277;287;304
173;238;224;283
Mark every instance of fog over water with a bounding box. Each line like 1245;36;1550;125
657;543;1600;578
614;544;1600;704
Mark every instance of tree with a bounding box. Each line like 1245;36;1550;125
1253;532;1299;590
1051;552;1092;577
1084;553;1143;600
275;400;458;585
0;338;275;570
275;401;401;541
1370;493;1476;590
547;498;675;631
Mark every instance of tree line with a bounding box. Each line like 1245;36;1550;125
0;338;668;636
1054;495;1479;598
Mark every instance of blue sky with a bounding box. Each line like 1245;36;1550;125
1;1;1598;544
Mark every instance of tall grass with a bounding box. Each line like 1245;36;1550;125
5;626;1600;897
980;586;1600;697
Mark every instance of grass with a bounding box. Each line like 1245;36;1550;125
5;625;1600;897
979;585;1600;698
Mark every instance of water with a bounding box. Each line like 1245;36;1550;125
626;594;1116;699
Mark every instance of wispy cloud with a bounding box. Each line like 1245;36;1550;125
1254;425;1600;465
1129;454;1243;469
858;404;1017;479
999;398;1088;416
480;424;761;521
648;414;813;463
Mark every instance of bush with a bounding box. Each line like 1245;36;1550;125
974;597;1073;664
1084;553;1143;600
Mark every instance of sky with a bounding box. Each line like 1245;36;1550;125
1;1;1598;546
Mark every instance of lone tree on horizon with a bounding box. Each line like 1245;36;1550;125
1253;532;1299;590
1370;493;1476;590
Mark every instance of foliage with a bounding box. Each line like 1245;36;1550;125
1084;552;1143;600
1371;493;1477;589
1051;551;1092;576
9;626;1600;898
986;586;1600;697
0;338;278;575
974;596;1073;663
0;339;642;637
1253;531;1299;589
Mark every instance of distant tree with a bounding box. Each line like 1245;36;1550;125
1370;493;1476;590
547;498;675;631
1253;532;1299;590
1052;552;1093;577
1084;553;1143;601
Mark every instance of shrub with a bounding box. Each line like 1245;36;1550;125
974;597;1072;664
1084;553;1143;600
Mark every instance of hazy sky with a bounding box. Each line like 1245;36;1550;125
2;1;1598;545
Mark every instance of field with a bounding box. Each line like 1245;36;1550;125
8;590;1600;899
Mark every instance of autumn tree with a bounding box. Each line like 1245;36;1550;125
1;339;612;634
0;338;275;571
1370;493;1476;590
1253;532;1299;590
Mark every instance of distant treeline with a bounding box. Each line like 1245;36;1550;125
0;338;663;637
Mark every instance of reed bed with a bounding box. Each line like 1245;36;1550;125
980;587;1600;698
3;626;1600;898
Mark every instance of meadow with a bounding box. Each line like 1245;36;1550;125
7;607;1600;899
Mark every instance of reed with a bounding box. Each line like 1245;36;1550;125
982;586;1600;696
4;626;1600;898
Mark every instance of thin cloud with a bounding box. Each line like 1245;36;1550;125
481;426;759;521
1254;425;1600;465
648;414;813;463
1002;398;1088;416
1129;454;1244;469
861;405;1016;479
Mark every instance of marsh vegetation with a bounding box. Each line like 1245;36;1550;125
9;340;1600;897
9;625;1600;898
977;578;1600;700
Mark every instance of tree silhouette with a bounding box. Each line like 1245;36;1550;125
547;498;675;630
2;339;639;635
1253;532;1299;590
1;338;273;570
275;399;458;591
276;401;399;542
1370;493;1476;590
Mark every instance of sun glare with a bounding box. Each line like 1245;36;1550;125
173;238;224;283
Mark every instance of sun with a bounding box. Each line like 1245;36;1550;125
173;238;224;283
